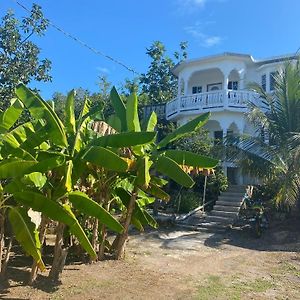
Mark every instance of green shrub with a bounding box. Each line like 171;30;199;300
178;190;201;213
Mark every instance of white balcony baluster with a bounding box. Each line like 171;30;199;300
165;90;260;119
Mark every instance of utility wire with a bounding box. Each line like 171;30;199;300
12;0;140;76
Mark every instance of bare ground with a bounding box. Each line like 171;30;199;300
1;217;300;300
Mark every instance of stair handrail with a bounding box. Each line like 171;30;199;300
175;199;215;222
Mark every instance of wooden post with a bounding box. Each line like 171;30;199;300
202;175;208;212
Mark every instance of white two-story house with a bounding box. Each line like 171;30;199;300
165;52;297;185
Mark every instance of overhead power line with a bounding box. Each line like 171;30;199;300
12;0;140;75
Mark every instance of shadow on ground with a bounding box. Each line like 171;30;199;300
205;216;300;252
131;215;300;253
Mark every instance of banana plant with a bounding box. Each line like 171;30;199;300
105;87;219;259
0;99;46;278
2;84;159;280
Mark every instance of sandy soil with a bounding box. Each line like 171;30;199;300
1;218;300;300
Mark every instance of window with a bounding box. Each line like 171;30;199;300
192;86;202;94
269;71;278;91
214;130;223;145
261;74;266;92
207;83;222;92
228;81;238;90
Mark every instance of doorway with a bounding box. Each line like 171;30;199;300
227;167;238;185
207;82;222;92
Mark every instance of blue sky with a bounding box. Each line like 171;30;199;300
1;0;300;99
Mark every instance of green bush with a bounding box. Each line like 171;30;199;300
178;190;201;213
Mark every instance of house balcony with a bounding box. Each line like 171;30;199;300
165;89;260;120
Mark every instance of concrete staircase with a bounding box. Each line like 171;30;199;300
176;185;246;232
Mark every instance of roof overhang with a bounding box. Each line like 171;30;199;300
172;52;254;76
172;52;299;77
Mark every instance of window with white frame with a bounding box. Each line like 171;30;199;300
261;74;266;92
228;81;238;90
192;86;202;94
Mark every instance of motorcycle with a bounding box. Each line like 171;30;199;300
242;197;269;238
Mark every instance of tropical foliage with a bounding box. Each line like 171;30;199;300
140;41;188;104
229;60;300;207
0;84;218;282
0;4;51;111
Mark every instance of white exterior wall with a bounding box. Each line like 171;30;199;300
178;111;246;135
178;58;248;95
169;53;297;185
188;69;223;93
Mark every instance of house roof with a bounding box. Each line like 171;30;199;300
172;52;299;76
172;52;254;75
254;53;298;66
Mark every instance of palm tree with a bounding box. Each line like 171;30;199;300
229;59;300;207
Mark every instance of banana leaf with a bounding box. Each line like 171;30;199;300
146;111;157;132
164;150;219;168
68;191;124;233
110;87;127;131
82;146;128;172
65;89;76;134
157;112;210;149
156;155;194;188
0;158;37;179
142;183;170;201
2;121;35;148
126;93;141;132
28;155;65;173
91;131;156;148
136;156;152;189
8;207;45;271
0;98;24;133
15;84;68;147
13;191;97;259
115;188;157;230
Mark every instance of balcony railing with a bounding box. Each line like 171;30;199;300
166;90;259;119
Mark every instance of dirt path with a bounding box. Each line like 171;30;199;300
1;219;300;300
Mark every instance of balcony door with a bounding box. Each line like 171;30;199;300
207;83;222;92
228;81;238;90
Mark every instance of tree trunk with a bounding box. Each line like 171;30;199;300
29;215;48;284
0;237;12;279
98;202;110;261
48;222;68;282
114;191;137;260
0;211;5;275
98;223;106;261
89;218;99;263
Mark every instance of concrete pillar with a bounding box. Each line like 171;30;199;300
221;123;229;139
177;78;181;97
239;69;246;90
223;71;229;90
222;70;230;107
184;78;189;95
178;78;184;96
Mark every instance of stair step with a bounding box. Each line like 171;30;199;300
221;192;245;197
210;210;238;218
174;185;247;232
216;200;243;206
214;205;240;212
204;215;235;223
218;196;244;202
